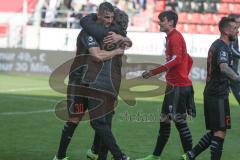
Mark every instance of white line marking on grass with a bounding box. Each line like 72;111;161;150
5;95;60;103
0;87;51;93
0;109;55;116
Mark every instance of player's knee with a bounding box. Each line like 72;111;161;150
90;118;106;130
213;130;226;138
160;113;171;123
69;117;81;124
175;121;187;129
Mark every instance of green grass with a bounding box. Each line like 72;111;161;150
0;74;240;160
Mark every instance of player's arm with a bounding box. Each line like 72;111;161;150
89;47;124;62
218;48;240;81
142;36;183;79
82;32;124;62
220;63;240;81
103;31;132;49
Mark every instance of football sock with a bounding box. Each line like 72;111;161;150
153;122;171;156
175;122;193;152
91;133;100;154
210;136;224;160
57;122;78;159
188;132;212;159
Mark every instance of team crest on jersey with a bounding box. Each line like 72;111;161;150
220;51;228;61
87;36;97;46
88;36;94;42
220;51;227;57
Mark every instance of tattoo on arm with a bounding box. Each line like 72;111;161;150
220;63;240;81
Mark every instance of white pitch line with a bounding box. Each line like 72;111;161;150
0;87;51;93
0;87;66;116
4;95;60;103
0;109;55;116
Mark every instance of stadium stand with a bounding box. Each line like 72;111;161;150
176;23;184;32
0;0;239;35
0;0;37;13
201;13;215;25
233;3;240;13
218;3;231;14
155;0;166;12
150;0;240;34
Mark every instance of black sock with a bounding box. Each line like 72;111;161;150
210;136;224;160
153;122;171;156
188;132;212;159
175;122;193;153
98;141;109;160
57;122;78;159
91;133;100;154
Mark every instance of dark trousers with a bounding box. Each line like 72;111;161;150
88;99;122;160
91;112;113;160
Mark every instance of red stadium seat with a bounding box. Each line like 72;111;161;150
198;25;212;34
153;12;159;23
155;1;166;12
213;14;226;24
222;0;234;2
201;13;215;25
186;24;199;34
148;22;158;32
0;23;8;36
176;23;185;33
133;16;146;26
188;13;201;24
0;0;37;13
218;3;231;14
178;12;189;23
210;25;219;34
233;4;240;14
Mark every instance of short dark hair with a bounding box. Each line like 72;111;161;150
114;8;129;31
228;13;240;22
218;17;236;33
98;2;114;15
158;10;178;27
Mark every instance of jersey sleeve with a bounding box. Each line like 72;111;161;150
164;35;183;68
81;32;100;49
217;47;229;65
150;34;183;75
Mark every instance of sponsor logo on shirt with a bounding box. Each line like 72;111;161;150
220;51;228;61
88;36;93;42
87;36;97;46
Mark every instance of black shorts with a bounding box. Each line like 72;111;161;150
161;85;195;122
66;82;88;119
204;96;231;131
66;82;116;120
67;94;88;119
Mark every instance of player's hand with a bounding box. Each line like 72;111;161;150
103;32;122;44
142;70;154;79
115;48;124;55
187;108;196;118
236;76;240;82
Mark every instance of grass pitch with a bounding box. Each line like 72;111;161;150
0;74;240;160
